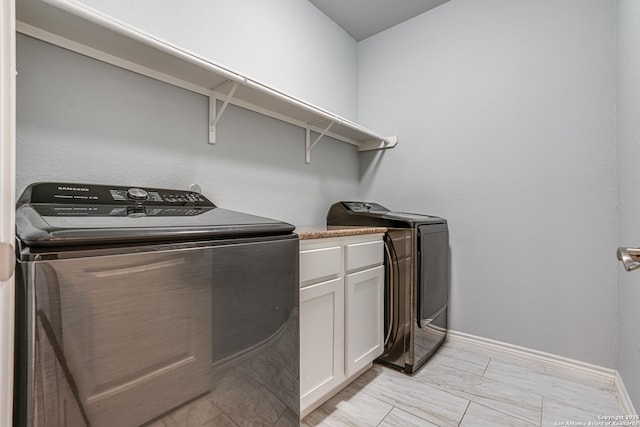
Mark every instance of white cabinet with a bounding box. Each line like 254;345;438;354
299;277;344;412
346;265;384;376
299;233;384;418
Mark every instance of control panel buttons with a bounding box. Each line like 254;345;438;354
127;188;148;200
126;206;147;218
160;193;205;203
345;201;387;212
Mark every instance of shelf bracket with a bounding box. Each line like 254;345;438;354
358;136;399;152
209;81;240;144
305;120;334;164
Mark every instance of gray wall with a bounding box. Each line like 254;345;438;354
617;0;640;410
16;0;361;227
17;0;627;377
16;34;359;227
83;0;359;121
358;0;618;368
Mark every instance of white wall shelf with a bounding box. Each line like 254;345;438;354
16;0;398;163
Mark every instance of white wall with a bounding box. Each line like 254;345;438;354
617;0;640;410
16;34;359;228
83;0;359;121
358;0;618;367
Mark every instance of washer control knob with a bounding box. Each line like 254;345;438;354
127;187;148;200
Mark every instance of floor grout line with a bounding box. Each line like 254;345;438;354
482;357;491;377
374;405;394;427
457;400;471;427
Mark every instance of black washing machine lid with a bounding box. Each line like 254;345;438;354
16;182;295;248
326;201;446;228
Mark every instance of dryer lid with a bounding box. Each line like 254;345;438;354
326;201;446;228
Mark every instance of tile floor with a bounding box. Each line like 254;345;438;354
302;339;633;427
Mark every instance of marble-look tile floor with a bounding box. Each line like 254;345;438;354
303;339;632;427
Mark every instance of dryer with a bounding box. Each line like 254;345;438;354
327;201;449;373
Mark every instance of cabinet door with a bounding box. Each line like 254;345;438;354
346;266;384;377
0;0;16;425
299;277;344;413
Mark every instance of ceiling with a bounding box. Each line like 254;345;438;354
308;0;450;42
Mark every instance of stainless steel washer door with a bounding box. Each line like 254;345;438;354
16;236;299;427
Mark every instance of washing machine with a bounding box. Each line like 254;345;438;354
14;182;299;427
327;201;449;374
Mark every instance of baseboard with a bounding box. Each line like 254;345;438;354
615;370;639;416
446;330;638;415
446;330;617;380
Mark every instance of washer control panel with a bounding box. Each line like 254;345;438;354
24;182;215;208
342;201;389;213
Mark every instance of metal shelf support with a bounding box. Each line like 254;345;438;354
209;80;240;144
305;119;335;164
358;136;398;152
